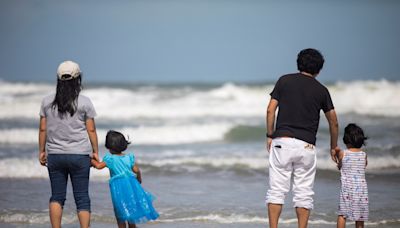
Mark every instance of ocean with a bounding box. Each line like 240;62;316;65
0;79;399;227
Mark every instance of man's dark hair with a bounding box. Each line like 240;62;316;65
343;123;368;148
105;130;131;153
297;48;325;75
51;75;82;117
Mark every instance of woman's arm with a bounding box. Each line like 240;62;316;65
38;117;47;166
86;118;99;161
91;159;107;169
132;164;142;183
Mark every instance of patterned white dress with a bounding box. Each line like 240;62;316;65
338;150;369;221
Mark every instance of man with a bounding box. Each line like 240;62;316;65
266;48;339;228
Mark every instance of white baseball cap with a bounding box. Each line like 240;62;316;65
57;60;81;80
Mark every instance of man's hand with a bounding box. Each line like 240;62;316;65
330;146;341;164
267;137;272;153
39;151;47;166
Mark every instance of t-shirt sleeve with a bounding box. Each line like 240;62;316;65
103;153;112;167
130;153;135;167
39;97;52;117
269;78;282;101
321;88;334;113
84;98;97;119
39;98;47;117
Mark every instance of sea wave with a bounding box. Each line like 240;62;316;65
159;213;268;224
1;154;399;178
0;123;233;145
1;80;400;120
1;210;398;226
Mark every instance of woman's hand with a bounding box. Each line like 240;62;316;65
39;151;47;166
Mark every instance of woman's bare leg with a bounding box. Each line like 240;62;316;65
49;202;63;228
77;211;90;228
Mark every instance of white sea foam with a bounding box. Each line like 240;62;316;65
1;80;399;120
160;213;268;224
1;154;399;178
0;210;114;224
1;210;398;225
329;80;400;117
0;122;233;145
0;158;110;178
150;156;268;170
141;154;400;171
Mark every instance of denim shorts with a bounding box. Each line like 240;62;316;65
47;154;91;212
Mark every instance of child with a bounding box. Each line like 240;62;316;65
337;123;369;228
91;130;159;228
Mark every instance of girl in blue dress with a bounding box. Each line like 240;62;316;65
92;130;159;228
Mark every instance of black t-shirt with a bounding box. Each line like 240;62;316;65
270;73;334;145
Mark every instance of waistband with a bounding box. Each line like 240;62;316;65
272;137;315;149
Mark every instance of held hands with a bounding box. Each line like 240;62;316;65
39;151;47;166
330;146;341;164
92;152;99;162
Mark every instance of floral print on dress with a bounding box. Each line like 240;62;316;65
338;150;369;221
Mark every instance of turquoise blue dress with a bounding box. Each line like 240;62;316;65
103;152;159;224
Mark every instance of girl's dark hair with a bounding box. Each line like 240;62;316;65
343;123;368;148
51;75;82;117
105;130;131;153
297;48;325;75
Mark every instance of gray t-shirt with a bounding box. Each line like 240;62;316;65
40;94;97;155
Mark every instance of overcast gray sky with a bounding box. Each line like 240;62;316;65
1;0;399;83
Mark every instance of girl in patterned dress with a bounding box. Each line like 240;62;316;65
91;130;159;228
337;123;369;228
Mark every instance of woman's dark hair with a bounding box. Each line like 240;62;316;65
343;123;368;148
105;130;131;153
297;48;325;75
51;75;82;117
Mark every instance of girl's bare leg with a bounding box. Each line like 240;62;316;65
128;223;137;228
355;221;364;228
337;215;346;228
117;221;126;228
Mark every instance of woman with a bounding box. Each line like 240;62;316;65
38;60;99;228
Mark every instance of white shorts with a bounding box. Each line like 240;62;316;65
266;137;317;210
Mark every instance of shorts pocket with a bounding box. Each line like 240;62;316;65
301;147;316;168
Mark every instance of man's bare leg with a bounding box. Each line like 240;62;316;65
268;203;283;228
295;207;310;228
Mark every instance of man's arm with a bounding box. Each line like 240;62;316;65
266;98;279;151
324;109;340;163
